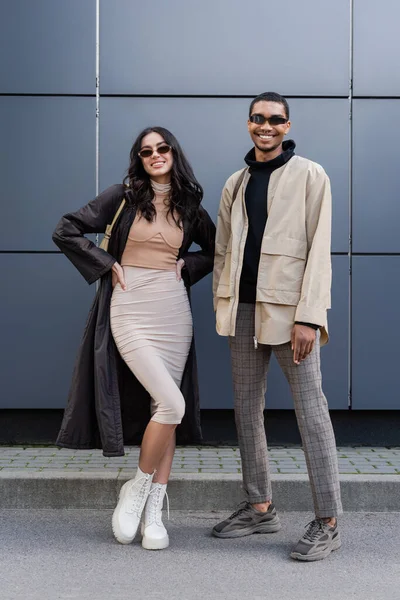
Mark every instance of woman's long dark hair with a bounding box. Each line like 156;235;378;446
123;126;203;226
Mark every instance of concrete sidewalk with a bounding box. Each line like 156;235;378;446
0;446;399;511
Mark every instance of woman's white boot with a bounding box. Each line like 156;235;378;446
141;483;169;550
112;467;154;544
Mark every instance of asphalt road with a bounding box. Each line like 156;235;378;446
0;510;399;600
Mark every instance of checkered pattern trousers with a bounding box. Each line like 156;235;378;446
229;303;343;517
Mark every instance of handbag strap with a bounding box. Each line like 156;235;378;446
103;198;126;241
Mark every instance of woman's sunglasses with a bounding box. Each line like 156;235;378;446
138;144;172;159
249;114;288;126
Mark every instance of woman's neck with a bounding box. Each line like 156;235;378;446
151;179;171;196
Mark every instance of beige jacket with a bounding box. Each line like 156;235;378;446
213;155;332;347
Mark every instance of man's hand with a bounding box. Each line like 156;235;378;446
291;324;316;365
111;262;127;290
176;258;185;282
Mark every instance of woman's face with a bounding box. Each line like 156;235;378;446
139;132;174;183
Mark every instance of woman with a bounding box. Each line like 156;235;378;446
53;127;215;550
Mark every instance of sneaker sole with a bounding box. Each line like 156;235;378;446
112;486;136;545
290;536;342;562
212;518;282;539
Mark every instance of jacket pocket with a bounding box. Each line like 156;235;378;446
257;236;307;305
216;237;233;297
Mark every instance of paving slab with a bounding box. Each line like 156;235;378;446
0;446;399;474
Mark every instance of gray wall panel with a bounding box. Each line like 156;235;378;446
352;257;400;409
0;0;95;94
0;255;94;409
353;0;400;96
100;0;349;95
352;100;400;253
190;277;233;409
99;97;349;252
320;256;349;409
0;97;96;251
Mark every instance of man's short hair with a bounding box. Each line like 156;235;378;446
249;92;290;120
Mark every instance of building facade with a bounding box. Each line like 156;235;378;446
0;1;399;424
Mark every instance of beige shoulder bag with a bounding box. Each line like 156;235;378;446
99;198;126;251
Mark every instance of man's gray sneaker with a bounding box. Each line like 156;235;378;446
290;519;341;561
212;501;281;538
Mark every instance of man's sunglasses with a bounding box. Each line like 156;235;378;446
249;114;288;126
138;144;172;159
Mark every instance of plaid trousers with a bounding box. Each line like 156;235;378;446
229;303;343;518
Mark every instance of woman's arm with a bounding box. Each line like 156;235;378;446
181;207;216;287
52;184;125;285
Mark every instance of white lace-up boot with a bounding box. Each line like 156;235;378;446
141;483;169;550
112;467;154;544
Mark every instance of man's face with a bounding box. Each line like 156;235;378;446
247;101;291;155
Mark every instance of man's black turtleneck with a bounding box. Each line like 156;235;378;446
239;140;296;303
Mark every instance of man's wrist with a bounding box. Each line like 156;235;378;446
295;322;319;331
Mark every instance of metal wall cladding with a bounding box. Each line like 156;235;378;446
352;100;400;253
2;0;400;412
353;0;400;96
0;254;94;408
0;97;96;251
99;0;350;95
351;257;400;409
0;0;95;94
99;97;349;252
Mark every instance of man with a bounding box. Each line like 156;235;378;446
212;91;342;562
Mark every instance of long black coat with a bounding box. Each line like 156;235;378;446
52;184;216;457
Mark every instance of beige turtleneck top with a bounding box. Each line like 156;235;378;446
121;180;183;271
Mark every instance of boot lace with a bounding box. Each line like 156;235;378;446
147;485;170;526
126;475;151;515
303;519;325;542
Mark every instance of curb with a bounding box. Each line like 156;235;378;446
0;471;399;511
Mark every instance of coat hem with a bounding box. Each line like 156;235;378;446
56;440;125;457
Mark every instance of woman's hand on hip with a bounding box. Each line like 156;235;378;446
112;262;127;290
176;258;185;282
